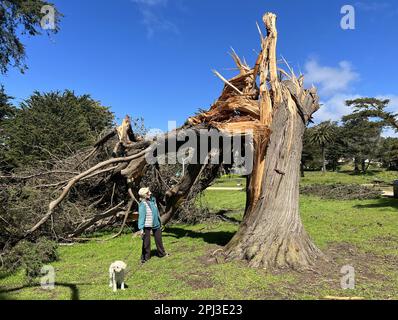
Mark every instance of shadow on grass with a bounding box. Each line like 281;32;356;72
335;170;386;178
348;171;377;177
214;210;242;224
164;227;235;246
149;249;167;257
0;282;82;300
0;272;12;281
354;196;398;210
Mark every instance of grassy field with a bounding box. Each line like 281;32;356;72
1;171;398;300
213;176;246;188
214;170;398;188
301;170;397;186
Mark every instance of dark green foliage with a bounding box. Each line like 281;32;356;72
306;121;338;172
302;127;322;170
303;122;340;172
0;0;61;74
2;237;58;282
0;184;59;244
341;113;383;173
302;98;395;174
380;138;398;170
345;98;398;172
0;85;16;169
0;85;15;120
325;126;347;172
1;90;114;169
346;98;397;131
308;121;337;147
300;184;383;200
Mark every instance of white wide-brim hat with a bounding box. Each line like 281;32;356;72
138;187;150;198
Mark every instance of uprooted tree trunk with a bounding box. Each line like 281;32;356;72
14;12;323;271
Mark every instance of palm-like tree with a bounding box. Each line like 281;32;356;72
308;121;337;172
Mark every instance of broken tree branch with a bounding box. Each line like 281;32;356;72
24;149;149;237
212;70;244;95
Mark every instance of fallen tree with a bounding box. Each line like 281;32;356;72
3;12;324;270
300;184;383;200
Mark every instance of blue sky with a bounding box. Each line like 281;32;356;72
1;0;398;135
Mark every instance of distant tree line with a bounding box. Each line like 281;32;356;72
302;98;398;174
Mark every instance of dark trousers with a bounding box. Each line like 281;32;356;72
141;227;166;261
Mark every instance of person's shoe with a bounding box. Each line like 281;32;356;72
159;253;170;258
140;259;147;264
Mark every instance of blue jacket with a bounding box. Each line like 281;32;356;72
138;196;161;230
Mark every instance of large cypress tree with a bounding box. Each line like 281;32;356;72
2;90;114;168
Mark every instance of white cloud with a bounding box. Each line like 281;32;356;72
312;93;360;123
131;0;168;6
376;94;398;113
354;2;398;19
355;1;391;12
313;94;398;124
130;0;180;38
304;60;398;137
378;95;398;137
304;59;359;97
304;58;360;124
312;92;398;138
140;8;179;38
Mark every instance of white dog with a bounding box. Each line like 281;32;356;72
108;261;127;292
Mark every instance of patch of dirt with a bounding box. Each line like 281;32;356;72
371;235;398;251
198;246;227;266
264;243;398;299
151;293;171;300
175;271;214;290
198;242;398;299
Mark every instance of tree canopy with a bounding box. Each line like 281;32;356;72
0;90;114;169
301;98;396;173
307;121;337;172
341;113;382;173
346;98;398;131
0;84;15;120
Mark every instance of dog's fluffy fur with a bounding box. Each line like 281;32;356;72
109;261;127;292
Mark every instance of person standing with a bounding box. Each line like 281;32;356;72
138;187;168;264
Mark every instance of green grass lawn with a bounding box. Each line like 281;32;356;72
1;171;398;300
301;170;398;186
214;170;398;188
213;175;246;188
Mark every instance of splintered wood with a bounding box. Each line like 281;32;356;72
188;53;267;136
